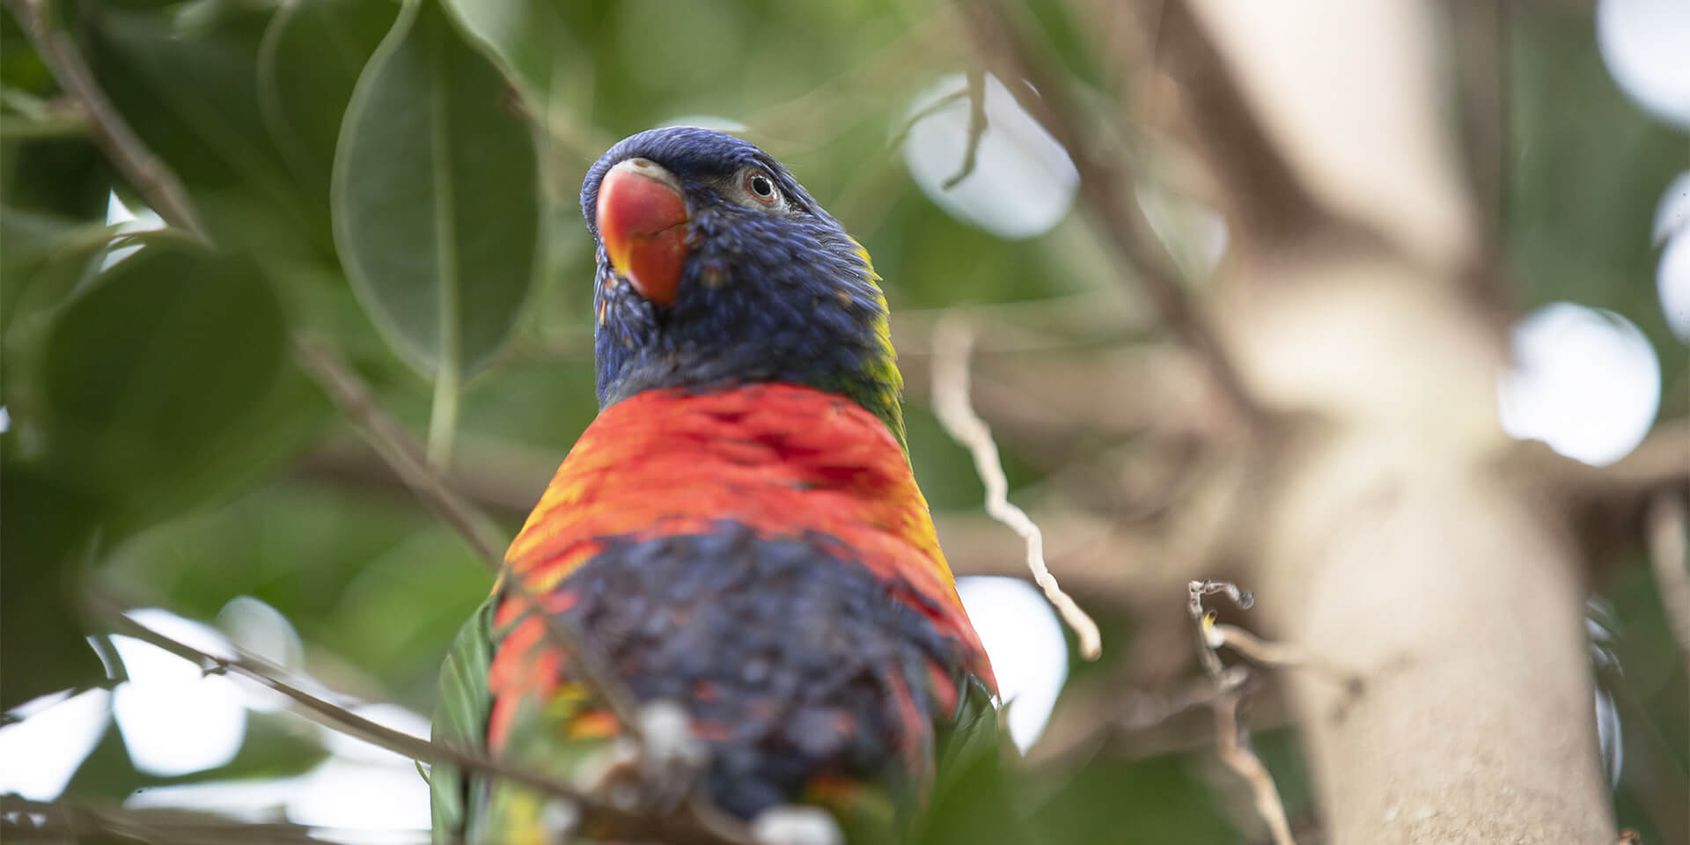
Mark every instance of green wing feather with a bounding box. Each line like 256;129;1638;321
914;676;1044;845
431;598;496;843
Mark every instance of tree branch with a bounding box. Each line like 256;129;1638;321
91;596;752;845
955;0;1265;433
1126;0;1335;248
1647;494;1690;683
940;69;987;190
1186;580;1296;845
5;0;209;240
1;795;321;845
291;338;507;568
292;338;650;768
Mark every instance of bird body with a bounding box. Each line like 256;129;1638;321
432;128;997;843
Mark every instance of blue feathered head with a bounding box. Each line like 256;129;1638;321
579;127;904;443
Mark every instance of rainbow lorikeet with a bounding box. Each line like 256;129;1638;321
430;127;1000;843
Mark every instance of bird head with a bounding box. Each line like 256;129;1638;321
580;126;905;445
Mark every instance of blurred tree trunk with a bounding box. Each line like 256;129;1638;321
1228;260;1615;843
1168;1;1619;840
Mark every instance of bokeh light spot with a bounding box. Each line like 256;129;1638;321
956;576;1069;752
1655;173;1690;342
1651;171;1690;245
286;758;432;836
1596;0;1690;128
1497;303;1661;466
0;689;111;800
901;73;1079;239
217;596;306;714
1660;231;1690;343
112;609;247;777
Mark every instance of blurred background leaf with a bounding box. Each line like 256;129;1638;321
333;0;540;457
39;243;319;530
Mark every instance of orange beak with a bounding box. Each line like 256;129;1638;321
596;158;689;307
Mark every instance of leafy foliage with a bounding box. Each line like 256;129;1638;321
0;0;1683;842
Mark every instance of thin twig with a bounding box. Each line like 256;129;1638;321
1647;494;1690;682
1120;0;1333;249
1115;665;1247;733
90;596;751;845
1187;579;1252;676
931;315;1103;659
885;87;970;156
1;795;322;845
6;0;209;240
291;338;505;568
1213;691;1296;845
743;10;950;148
291;337;649;743
1448;0;1508;255
1186;580;1295;845
956;0;1265;433
941;69;988;190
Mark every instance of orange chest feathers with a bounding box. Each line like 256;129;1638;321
501;383;990;686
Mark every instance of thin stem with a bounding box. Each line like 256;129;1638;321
6;0;209;240
1214;693;1297;845
956;0;1265;433
941;69;987;190
292;336;504;568
1185;580;1298;845
290;335;649;743
90;596;751;845
426;11;462;471
931;314;1103;659
427;356;460;468
2;795;318;845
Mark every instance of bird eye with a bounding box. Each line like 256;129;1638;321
742;171;780;206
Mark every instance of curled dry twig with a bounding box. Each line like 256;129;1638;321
1186;579;1295;845
931;314;1103;659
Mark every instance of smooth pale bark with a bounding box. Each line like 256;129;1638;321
1153;0;1620;837
1224;265;1615;843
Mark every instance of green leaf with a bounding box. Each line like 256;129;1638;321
334;0;540;458
0;138;113;220
438;0;577;104
430;599;494;840
0;462;105;710
1;208;120;459
39;243;320;528
257;0;397;199
89;6;327;259
0;207;112;338
333;0;540;384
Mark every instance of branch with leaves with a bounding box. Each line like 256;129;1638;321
89;595;752;845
